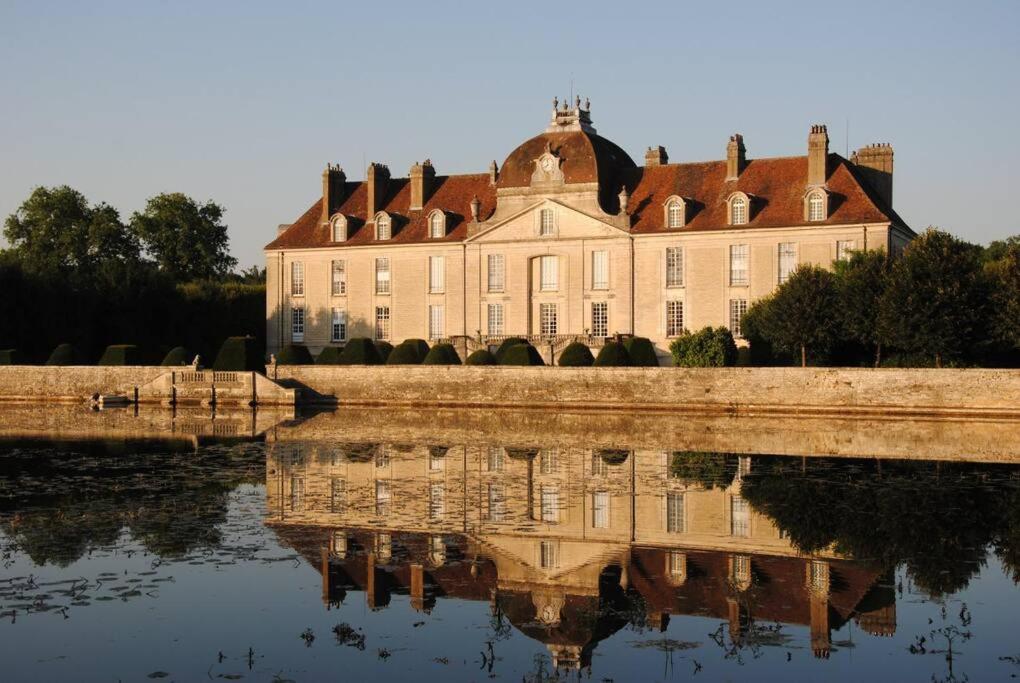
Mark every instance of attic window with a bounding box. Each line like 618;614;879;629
539;208;555;236
729;194;748;226
330;215;347;242
664;196;685;229
375;212;391;240
428;210;446;239
807;191;826;222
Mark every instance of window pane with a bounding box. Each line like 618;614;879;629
376;216;390;240
666;247;684;287
487;446;504;472
729;245;749;286
375;306;390;340
290;476;305;511
591;301;608;338
331;260;346;295
666;492;685;533
331;307;347;342
729;299;747;338
668;201;683;228
731;496;750;537
731;197;747;225
429;483;445;519
836;240;855;261
541;487;559;523
429;256;444;293
430;213;444;238
330;478;346;513
375;481;390;516
487;254;505;291
778;243;796;284
592;491;609;529
540;541;557;568
666;300;684;337
809;193;825;221
291;261;304;296
429;304;444;340
592;250;609;290
375;257;390;294
540;256;558;291
291;307;304;342
540;303;558;336
540;209;554;236
487;483;506;522
487;303;504;335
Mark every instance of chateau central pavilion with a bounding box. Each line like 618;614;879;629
265;99;911;363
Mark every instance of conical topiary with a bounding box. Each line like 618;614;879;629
401;339;430;360
465;349;497;365
160;346;193;366
623;337;660;367
494;337;528;362
387;341;424;365
499;343;545;366
340;338;383;365
316;346;344;364
557;342;594;367
213;336;262;371
46;343;83;366
422;343;462;365
593;341;631;367
276;344;314;365
375;341;394;362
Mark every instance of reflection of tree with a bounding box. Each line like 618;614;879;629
740;457;1020;595
669;452;739;490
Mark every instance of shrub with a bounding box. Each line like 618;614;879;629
593;341;631;366
499;343;545;366
670;327;737;367
422;343;462;365
160;346;193;366
340;338;383;365
387;341;425;365
46;343;83;366
402;339;430;360
596;449;631;465
557;342;594;367
494;337;528;361
375;340;394;362
465;349;497;365
276;344;313;365
213;336;261;371
315;346;344;364
623;337;659;367
98;344;145;366
0;349;24;365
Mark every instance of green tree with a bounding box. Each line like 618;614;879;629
987;240;1020;352
669;326;737;367
3;185;140;273
834;250;892;366
878;228;990;368
131;193;236;280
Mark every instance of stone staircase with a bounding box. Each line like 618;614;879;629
137;369;296;406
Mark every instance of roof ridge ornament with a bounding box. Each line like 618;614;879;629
545;95;596;134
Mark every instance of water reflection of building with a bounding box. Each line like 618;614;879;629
266;442;896;670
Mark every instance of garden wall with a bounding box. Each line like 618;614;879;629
0;366;167;402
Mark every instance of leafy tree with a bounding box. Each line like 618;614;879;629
878;229;990;368
986;240;1020;352
834;250;892;366
3;185;140;273
131;193;236;280
670;326;737;367
982;235;1020;264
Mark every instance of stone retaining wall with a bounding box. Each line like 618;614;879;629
0;366;167;402
270;365;1020;418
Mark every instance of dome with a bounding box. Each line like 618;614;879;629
497;130;636;193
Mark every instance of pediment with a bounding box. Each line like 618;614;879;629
465;198;629;244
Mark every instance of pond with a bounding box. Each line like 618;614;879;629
1;407;1019;682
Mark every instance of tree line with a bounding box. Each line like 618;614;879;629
743;228;1020;367
1;185;265;363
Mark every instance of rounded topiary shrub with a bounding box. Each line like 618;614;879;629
375;341;394;363
623;337;660;367
98;345;145;366
593;341;632;367
387;341;425;365
669;327;738;367
465;349;498;365
276;344;313;365
558;342;594;367
213;336;262;371
499;343;545;366
340;338;383;365
46;343;83;366
315;346;344;364
0;349;24;365
422;343;462;365
597;449;631;466
160;346;193;366
402;339;430;360
494;337;528;361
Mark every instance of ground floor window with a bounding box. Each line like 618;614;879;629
331;308;347;342
291;307;304;343
666;492;685;533
487;303;504;335
666;300;684;337
541;486;559;523
540;303;558;336
429;304;444;340
729;299;747;338
591;301;608;337
375;306;390;340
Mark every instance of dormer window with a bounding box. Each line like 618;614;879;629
374;212;391;240
664;196;686;229
330;215;347;242
428;210;446;239
539;208;555;236
727;193;749;226
805;190;828;222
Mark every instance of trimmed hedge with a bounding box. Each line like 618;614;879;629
98;344;145;366
670;326;738;367
422;343;462;365
623;337;659;367
46;343;83;366
340;338;383;365
402;339;430;360
375;341;394;362
494;337;528;361
160;346;193;366
315;346;344;364
593;341;631;366
597;449;631;466
0;349;24;365
465;349;497;365
213;336;262;371
387;341;425;365
276;344;313;365
558;342;594;367
499;343;545;366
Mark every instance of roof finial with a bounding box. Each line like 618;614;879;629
552;96;558;110
575;95;581;109
584;97;590;110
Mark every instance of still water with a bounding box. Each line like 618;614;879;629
1;407;1019;682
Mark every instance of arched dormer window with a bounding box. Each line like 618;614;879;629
428;210;446;239
374;212;391;240
805;190;828;222
330;214;347;242
663;196;686;229
727;193;750;226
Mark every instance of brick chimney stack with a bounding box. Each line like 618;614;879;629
807;125;829;187
644;146;668;167
409;159;436;211
366;162;391;217
852;143;894;208
726;134;746;180
320;164;346;224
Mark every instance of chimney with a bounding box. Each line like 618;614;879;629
409;159;436;211
320;164;347;224
489;160;499;185
644;146;668;167
807;125;829;186
365;162;390;217
852;143;894;208
726;134;746;180
277;223;292;236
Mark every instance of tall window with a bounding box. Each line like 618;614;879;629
291;261;304;296
541;486;559;523
591;451;608;477
375;480;391;516
732;555;751;585
375;257;390;294
331;308;347;342
540;303;558;336
487;446;505;472
729;299;747;338
429;212;445;238
487;303;504;335
330;478;346;513
730;196;748;225
331;260;346;295
666;300;684;337
539;208;554;236
429;255;445;293
291;307;304;342
836;240;855;262
667;200;684;228
486;484;506;522
487;254;505;292
539;541;558;569
592;250;609;290
290;476;305;511
808;192;825;221
666;247;684;288
375;306;390;340
667;551;687;584
540;255;558;291
331;531;347;558
592;491;609;529
540;449;558;474
666;492;685;533
429;483;445;519
331;216;346;242
729;244;749;286
591;301;608;338
428;304;444;340
778;243;797;284
375;213;391;240
730;496;750;537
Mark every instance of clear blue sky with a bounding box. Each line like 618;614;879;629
2;0;1017;268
